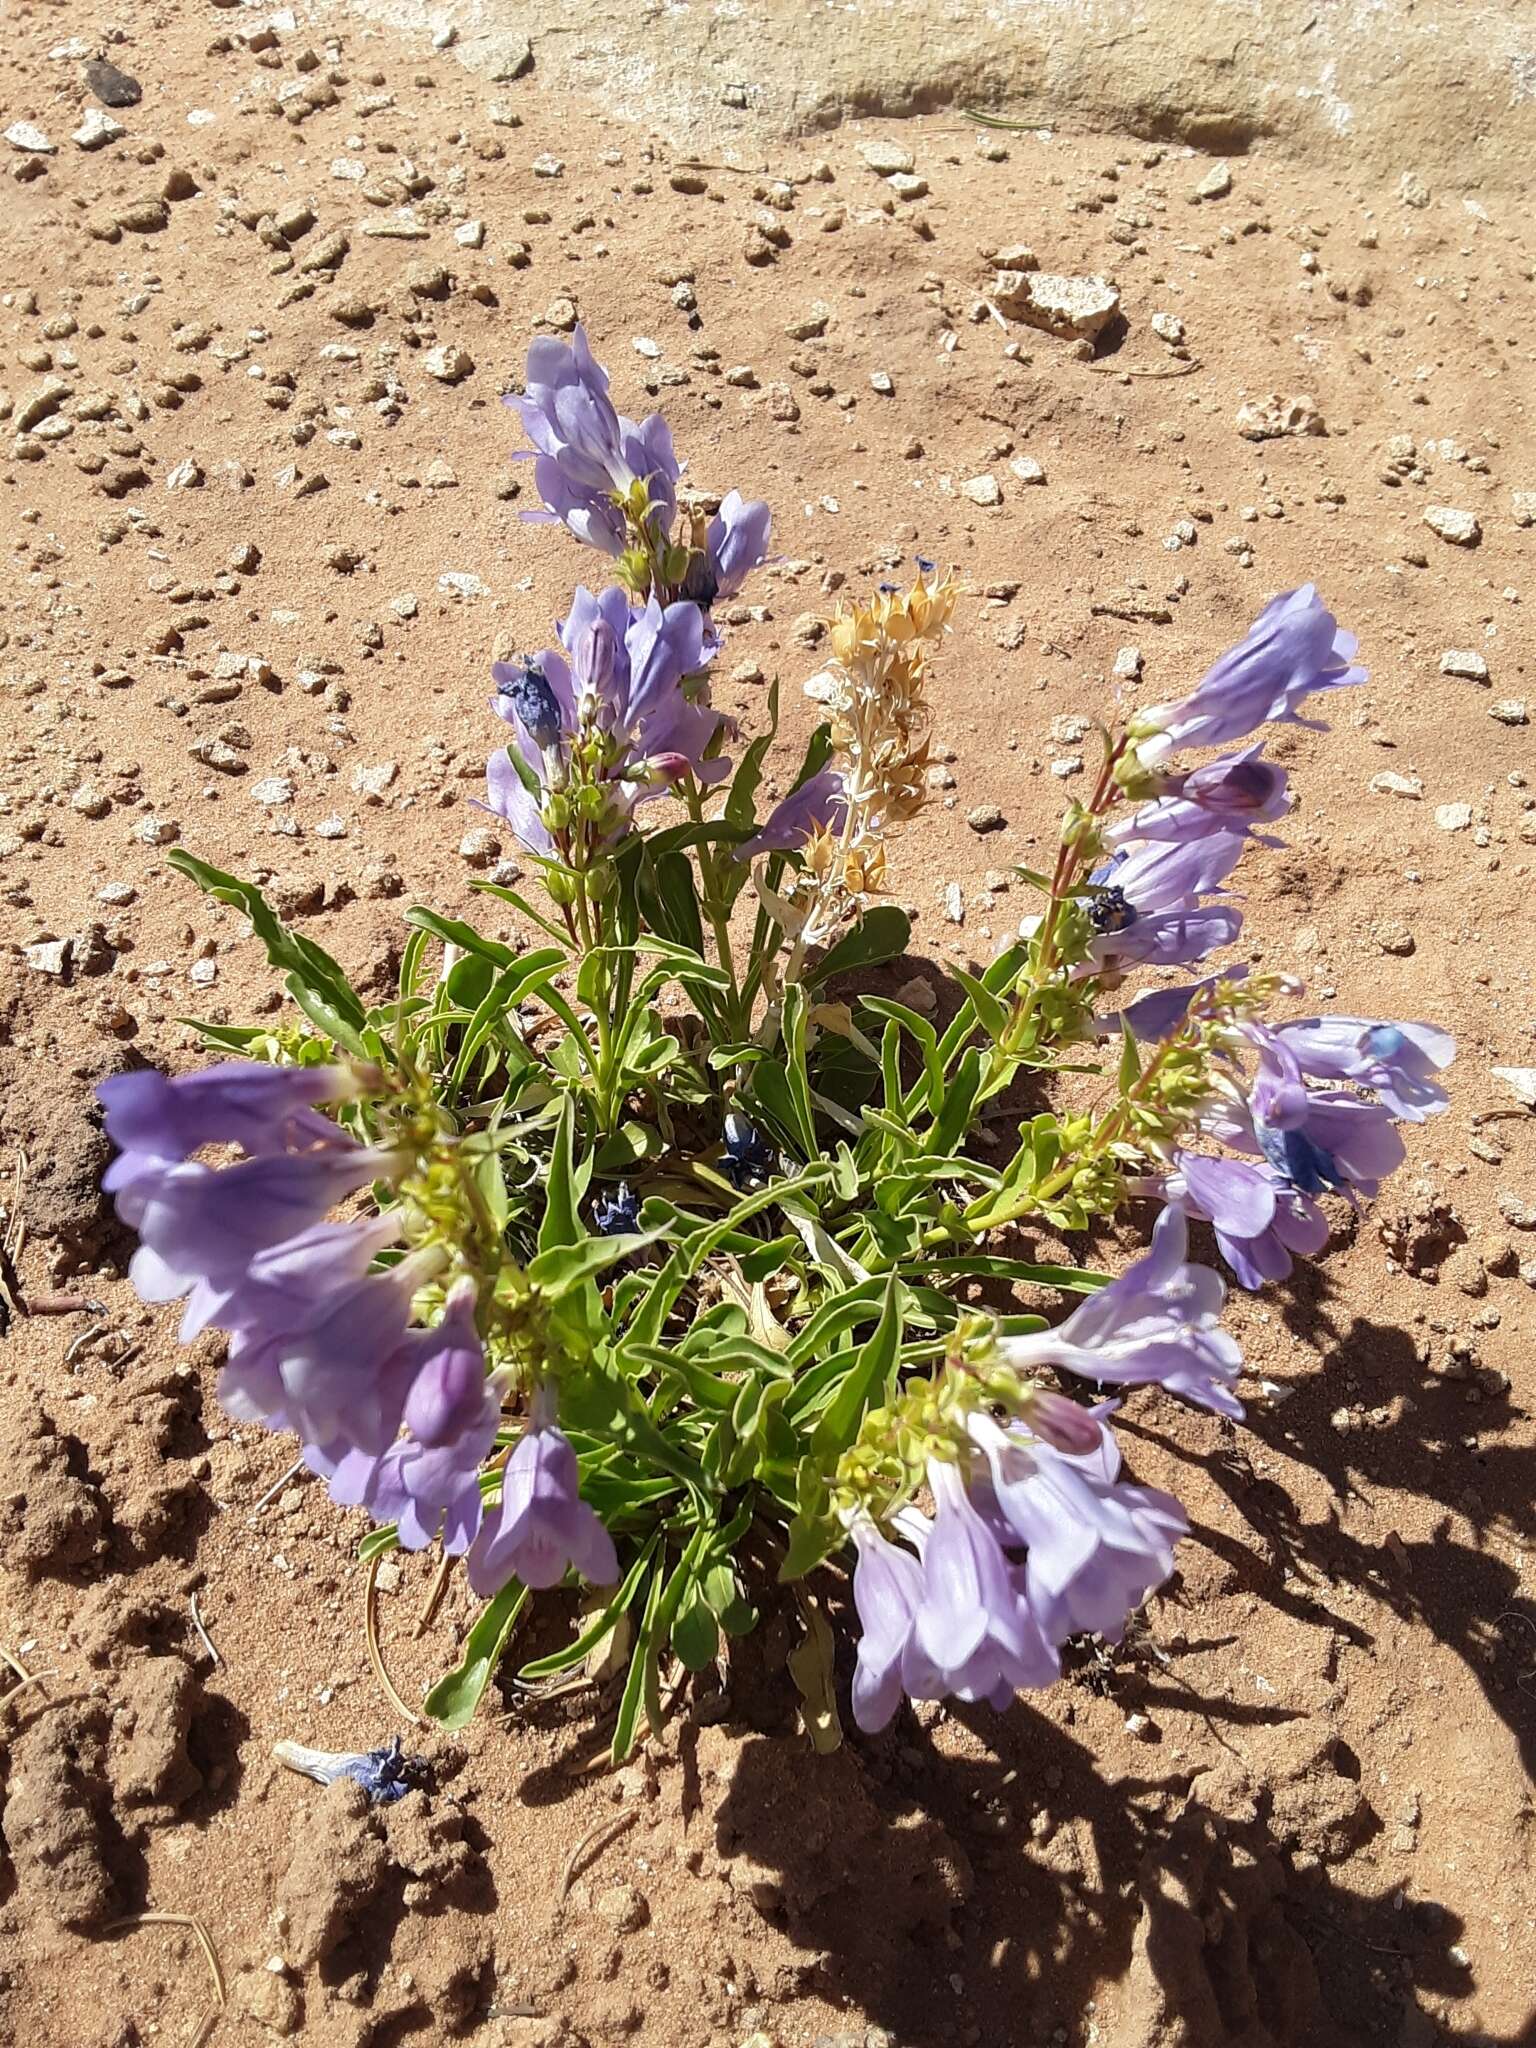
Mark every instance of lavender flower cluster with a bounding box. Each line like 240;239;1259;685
845;585;1455;1731
487;327;779;859
94;328;1457;1755
97;1065;615;1600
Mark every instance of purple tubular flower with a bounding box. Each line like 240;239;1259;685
484;587;726;845
1275;1016;1455;1122
98;1062;354;1189
484;745;555;857
1000;1204;1244;1417
1083;831;1247;975
1136;584;1365;760
902;1461;1060;1709
361;1281;501;1553
507;326;679;553
1107;965;1249;1044
466;1402;618;1595
848;1517;925;1733
228;1247;444;1454
1239;1028;1407;1198
116;1144;395;1305
704;490;772;602
969;1413;1187;1645
737;767;848;861
1107;744;1290;848
180;1211;403;1344
1166;1150;1330;1290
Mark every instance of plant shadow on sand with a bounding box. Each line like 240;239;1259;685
1181;1253;1536;1786
654;1197;1532;2047
702;1700;1504;2048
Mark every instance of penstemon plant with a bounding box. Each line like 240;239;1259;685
97;328;1454;1754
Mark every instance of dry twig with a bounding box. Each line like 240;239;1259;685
365;1549;423;1726
102;1910;227;2047
559;1808;638;1900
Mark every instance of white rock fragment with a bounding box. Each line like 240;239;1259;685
531;153;565;178
869;370;894;395
961;473;1002;507
784;304;831;341
1512;491;1536;528
1112;646;1143;681
1236;393;1325;440
1490;699;1528;726
454;219;485;248
860;139;914;175
351;761;399;801
1492;1067;1536;1110
1440;649;1490;682
165;457;204;490
1369;772;1423;800
422;344;473;384
73;109;125;151
25;938;72;976
888;172;928;200
942;881;964;924
1150;312;1185;346
133;814;181;845
5;122;55;154
438;570;488;598
1009;455;1047;485
1423;505;1481;546
251;776;295;807
993;270;1120;341
1435;802;1474;832
1192;161;1232;200
631;336;661;359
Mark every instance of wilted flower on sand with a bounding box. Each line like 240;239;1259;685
1131;584;1365;762
272;1734;418;1804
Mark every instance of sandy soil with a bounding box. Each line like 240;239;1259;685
2;5;1535;2045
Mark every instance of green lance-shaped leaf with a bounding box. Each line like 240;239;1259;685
811;1272;903;1460
423;1579;529;1729
168;850;368;1051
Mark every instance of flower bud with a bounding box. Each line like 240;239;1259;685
1020;1387;1104;1456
